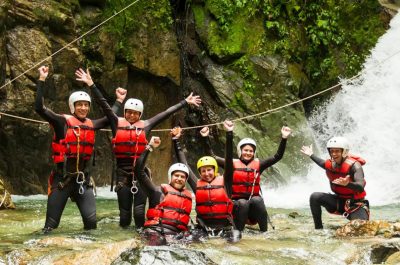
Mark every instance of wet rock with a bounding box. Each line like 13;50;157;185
288;212;300;218
0;177;15;209
386;251;400;264
52;239;138;265
370;243;400;264
112;246;217;265
379;0;400;11
336;220;391;237
127;27;181;85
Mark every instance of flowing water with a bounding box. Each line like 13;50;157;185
2;8;400;265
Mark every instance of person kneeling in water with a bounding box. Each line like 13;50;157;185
301;136;369;229
200;126;292;232
171;122;240;242
134;137;193;245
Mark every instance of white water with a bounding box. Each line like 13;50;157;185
267;12;400;208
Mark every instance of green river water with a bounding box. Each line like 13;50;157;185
1;196;399;265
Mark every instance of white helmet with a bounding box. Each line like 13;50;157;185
237;138;257;158
167;163;189;183
68;91;91;114
124;98;144;118
327;136;349;158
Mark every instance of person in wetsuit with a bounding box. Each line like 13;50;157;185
96;88;200;229
301;136;369;229
171;121;239;241
133;136;193;245
35;66;125;233
200;126;292;232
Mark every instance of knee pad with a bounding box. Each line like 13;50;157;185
120;208;132;227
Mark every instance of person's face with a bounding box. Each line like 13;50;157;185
74;101;90;119
125;109;141;123
329;148;344;164
170;171;187;190
199;166;215;183
241;145;255;161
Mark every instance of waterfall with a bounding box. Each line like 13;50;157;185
266;12;400;208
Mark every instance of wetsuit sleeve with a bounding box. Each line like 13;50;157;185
202;135;225;167
144;100;188;132
173;138;197;192
259;138;287;172
90;84;119;134
309;154;326;169
134;148;159;194
223;131;234;198
346;162;365;192
34;80;66;140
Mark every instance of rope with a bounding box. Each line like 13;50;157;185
0;0;142;91
0;0;400;131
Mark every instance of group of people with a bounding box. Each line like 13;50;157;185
34;66;369;243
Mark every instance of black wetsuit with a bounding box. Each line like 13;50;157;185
35;81;119;230
205;137;287;232
309;154;369;229
174;131;234;237
100;97;189;229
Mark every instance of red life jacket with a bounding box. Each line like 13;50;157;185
196;176;233;221
144;184;193;231
51;115;95;164
232;159;261;199
325;155;367;200
112;118;148;159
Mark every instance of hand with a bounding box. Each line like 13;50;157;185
300;145;313;157
223;120;234;132
38;66;49;81
185;92;202;107
332;175;350;186
149;136;161;148
115;87;127;103
200;127;209;137
170;127;182;139
75;68;94;87
281;126;292;139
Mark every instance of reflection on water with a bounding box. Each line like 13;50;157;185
1;197;400;264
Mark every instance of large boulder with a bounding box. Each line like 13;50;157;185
336;220;392;237
0;177;15;209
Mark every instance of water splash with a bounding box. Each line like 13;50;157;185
266;12;400;208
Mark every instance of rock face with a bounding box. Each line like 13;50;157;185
0;178;15;209
0;0;390;194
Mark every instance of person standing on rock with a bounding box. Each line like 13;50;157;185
35;66;126;233
171;122;240;242
200;126;292;232
133;136;193;245
300;136;369;229
96;86;200;230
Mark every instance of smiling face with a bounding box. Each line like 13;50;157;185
169;171;187;190
240;144;255;161
125;109;141;124
74;101;90;119
329;148;344;164
199;166;216;183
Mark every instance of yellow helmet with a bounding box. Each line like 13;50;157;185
197;156;218;176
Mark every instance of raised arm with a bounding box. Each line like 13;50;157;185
144;92;201;132
222;120;234;198
75;68;124;132
199;126;225;167
171;127;197;192
259;126;292;172
133;136;161;194
34;66;66;139
300;144;326;169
